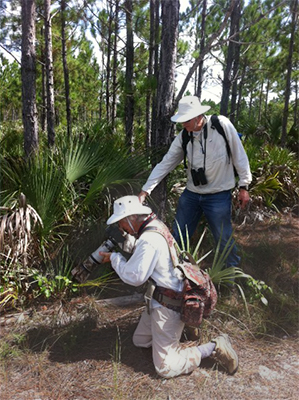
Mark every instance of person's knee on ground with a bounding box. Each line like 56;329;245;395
132;329;152;348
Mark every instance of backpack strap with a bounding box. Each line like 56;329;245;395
182;115;233;167
210;114;231;160
141;224;179;266
182;128;192;169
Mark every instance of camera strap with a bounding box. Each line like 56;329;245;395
203;124;207;171
191;124;208;171
137;213;157;238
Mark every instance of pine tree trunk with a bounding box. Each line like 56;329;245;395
150;0;160;150
236;62;246;121
196;0;207;101
230;1;241;124
152;0;179;220
44;0;55;147
124;0;134;150
145;0;156;149
294;79;298;128
61;0;72;137
21;0;39;158
111;0;119;132
106;4;112;123
281;0;298;147
41;27;47;133
220;1;239;116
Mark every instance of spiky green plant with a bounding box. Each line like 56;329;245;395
174;221;249;287
251;172;284;209
174;222;272;314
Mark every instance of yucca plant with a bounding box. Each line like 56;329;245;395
173;221;245;287
174;222;212;265
173;222;273;315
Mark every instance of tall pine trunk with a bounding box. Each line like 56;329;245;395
281;0;298;147
21;0;39;157
124;0;134;150
145;0;156;149
44;0;55;147
195;0;207;100
230;0;241;124
220;1;239;116
106;4;113;122
152;0;179;220
61;0;71;137
111;0;119;132
150;0;160;150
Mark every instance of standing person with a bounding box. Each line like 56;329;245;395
98;195;238;378
139;96;252;269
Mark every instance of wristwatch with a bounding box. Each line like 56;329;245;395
239;186;248;191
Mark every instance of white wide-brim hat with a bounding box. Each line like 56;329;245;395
171;96;211;123
107;195;152;225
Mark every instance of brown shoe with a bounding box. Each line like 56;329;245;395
211;334;238;374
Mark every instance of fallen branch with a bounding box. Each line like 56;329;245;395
95;292;144;307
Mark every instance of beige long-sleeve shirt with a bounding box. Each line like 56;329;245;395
110;220;184;308
142;115;252;195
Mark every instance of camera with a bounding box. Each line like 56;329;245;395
191;168;208;186
71;238;117;283
71;225;125;283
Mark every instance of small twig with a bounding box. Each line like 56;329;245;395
0;43;21;65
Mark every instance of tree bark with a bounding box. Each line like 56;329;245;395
195;0;207;101
152;0;179;220
21;0;39;158
40;26;47;133
150;0;160;150
281;0;298;147
124;0;134;150
220;0;240;116
44;0;55;147
61;0;72;137
106;3;113;123
236;62;246;121
111;0;119;132
230;0;241;124
145;0;156;149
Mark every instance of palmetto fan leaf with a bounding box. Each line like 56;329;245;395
62;136;105;184
18;155;67;238
85;148;149;205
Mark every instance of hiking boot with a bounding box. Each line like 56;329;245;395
211;334;238;375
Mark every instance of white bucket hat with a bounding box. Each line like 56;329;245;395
171;96;211;123
106;195;152;225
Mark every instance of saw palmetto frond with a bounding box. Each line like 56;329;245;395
0;193;43;266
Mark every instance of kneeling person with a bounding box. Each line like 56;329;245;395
99;195;238;378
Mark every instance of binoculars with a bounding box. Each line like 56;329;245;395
191;167;208;186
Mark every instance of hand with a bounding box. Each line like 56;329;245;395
138;190;148;204
98;251;112;263
238;189;250;209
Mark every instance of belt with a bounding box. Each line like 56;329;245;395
153;286;182;313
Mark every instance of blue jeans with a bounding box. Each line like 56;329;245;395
172;188;240;268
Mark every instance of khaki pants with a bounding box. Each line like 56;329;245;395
132;307;201;378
